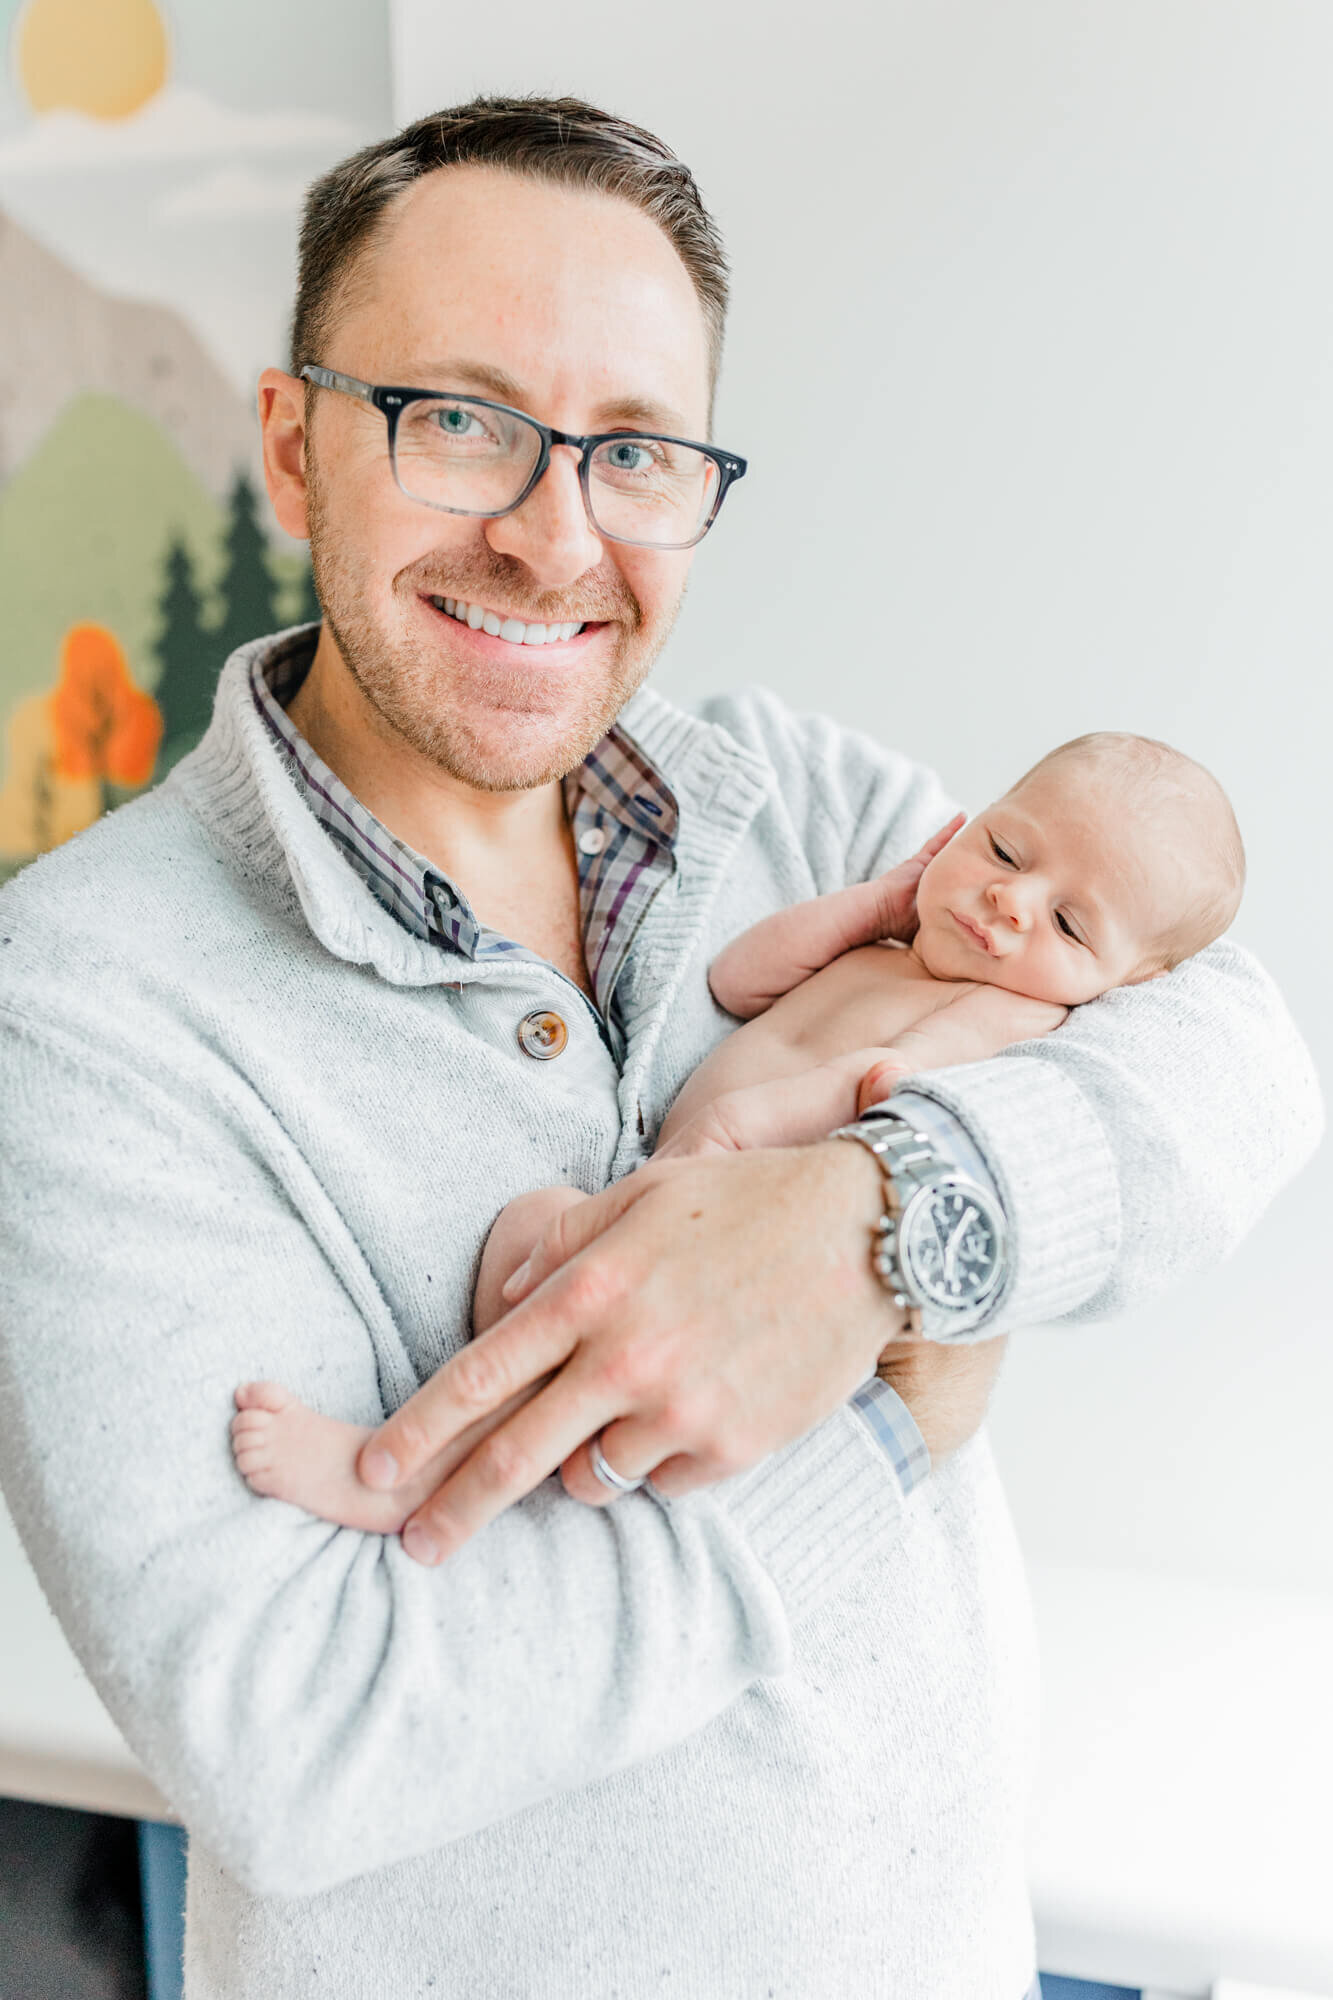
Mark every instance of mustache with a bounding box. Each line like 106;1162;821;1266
402;555;641;632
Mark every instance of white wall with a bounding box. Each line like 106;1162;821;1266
391;1;1331;1596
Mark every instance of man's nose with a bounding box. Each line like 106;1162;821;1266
483;445;605;588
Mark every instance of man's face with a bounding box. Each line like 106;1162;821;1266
299;166;713;792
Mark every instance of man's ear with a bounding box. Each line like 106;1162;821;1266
257;368;312;541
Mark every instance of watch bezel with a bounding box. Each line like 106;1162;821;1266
896;1172;1008;1317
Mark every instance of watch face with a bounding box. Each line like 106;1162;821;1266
898;1178;1005;1313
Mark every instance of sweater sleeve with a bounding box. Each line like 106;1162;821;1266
0;1004;908;1901
695;687;1324;1334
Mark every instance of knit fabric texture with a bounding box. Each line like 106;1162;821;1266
0;632;1321;1999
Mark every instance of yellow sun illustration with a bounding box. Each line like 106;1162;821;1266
16;0;168;121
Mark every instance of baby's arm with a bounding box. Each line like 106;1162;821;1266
659;988;1068;1160
708;879;901;1019
708;807;965;1019
856;986;1069;1113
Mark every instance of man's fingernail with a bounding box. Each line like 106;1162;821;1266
402;1523;440;1565
360;1449;399;1490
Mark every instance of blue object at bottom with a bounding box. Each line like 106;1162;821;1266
137;1819;187;2000
1037;1978;1141;1999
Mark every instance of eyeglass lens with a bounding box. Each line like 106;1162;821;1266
391;397;721;545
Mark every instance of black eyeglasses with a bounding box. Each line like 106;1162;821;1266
300;365;748;551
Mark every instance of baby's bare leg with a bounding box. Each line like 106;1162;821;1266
229;1186;590;1532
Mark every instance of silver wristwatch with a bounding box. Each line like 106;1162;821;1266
831;1112;1009;1337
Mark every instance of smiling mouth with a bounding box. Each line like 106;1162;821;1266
426;594;590;647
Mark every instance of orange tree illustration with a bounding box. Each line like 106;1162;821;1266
51;622;163;821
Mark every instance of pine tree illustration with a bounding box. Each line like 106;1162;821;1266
216;471;284;661
151;537;214;760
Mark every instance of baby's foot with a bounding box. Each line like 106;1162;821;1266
231;1381;418;1533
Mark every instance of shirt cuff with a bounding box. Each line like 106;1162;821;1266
848;1375;931;1492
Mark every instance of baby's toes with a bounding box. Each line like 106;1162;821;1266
233;1379;296;1414
230;1408;276;1464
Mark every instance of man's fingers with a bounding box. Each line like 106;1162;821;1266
400;1370;617;1561
561;1424;734;1507
500;1159;680;1304
357;1298;580;1490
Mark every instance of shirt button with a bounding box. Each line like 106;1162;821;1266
578;826;606;856
516;1009;568;1060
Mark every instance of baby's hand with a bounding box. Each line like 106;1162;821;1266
857;1055;913;1114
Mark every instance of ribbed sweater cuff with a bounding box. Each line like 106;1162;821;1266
708;1402;907;1628
902;1053;1120;1332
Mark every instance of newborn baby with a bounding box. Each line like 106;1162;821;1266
231;729;1244;1528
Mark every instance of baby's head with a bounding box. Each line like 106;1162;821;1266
913;732;1245;1007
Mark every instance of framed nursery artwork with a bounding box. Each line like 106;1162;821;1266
0;0;390;882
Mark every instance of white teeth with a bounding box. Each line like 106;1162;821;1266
441;598;586;644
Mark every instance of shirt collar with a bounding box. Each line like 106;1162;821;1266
247;627;679;958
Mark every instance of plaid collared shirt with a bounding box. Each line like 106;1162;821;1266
249;632;931;1499
250;638;677;1064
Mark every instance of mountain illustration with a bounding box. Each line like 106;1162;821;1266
0;204;265;498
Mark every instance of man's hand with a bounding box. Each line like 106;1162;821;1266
356;1142;1003;1566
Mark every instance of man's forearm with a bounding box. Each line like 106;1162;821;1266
887;941;1322;1335
0;1017;921;1900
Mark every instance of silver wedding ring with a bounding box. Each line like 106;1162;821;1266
590;1429;645;1494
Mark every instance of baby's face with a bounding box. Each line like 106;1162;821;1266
913;764;1173;1006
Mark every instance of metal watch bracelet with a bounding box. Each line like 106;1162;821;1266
831;1112;1008;1337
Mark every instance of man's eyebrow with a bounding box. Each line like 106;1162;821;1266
403;359;692;436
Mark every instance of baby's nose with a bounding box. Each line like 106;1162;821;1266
988;880;1033;929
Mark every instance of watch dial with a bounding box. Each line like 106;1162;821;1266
900;1181;1003;1311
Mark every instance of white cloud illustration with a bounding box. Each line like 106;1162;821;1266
157;165;311;221
0;85;359;176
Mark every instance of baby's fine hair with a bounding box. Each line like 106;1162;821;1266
1011;730;1246;972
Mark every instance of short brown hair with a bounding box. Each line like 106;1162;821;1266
1011;730;1246;972
291;95;729;403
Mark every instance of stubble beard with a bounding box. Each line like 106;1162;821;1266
306;469;677;795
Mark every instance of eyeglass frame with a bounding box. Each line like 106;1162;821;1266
299;364;748;551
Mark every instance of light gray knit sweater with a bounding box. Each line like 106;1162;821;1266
0;633;1320;2000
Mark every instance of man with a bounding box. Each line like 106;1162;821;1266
0;97;1318;2000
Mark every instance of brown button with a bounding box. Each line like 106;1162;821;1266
517;1009;568;1060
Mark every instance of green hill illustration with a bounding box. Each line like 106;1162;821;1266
0;394;314;883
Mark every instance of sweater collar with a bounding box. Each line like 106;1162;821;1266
166;625;773;987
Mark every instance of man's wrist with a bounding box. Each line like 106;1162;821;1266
851;1091;1011;1339
813;1138;912;1366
